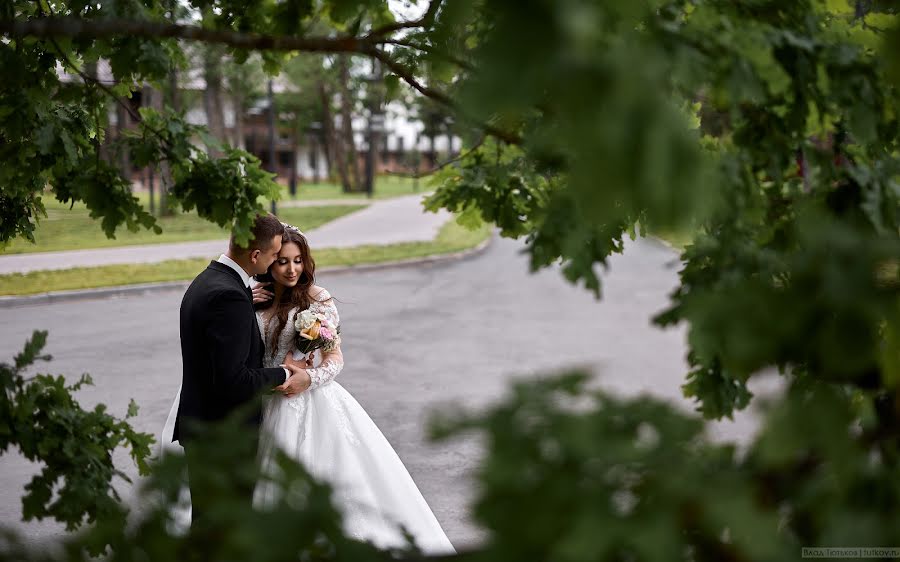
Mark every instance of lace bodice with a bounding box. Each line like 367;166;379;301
255;288;343;390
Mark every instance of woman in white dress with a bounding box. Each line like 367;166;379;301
249;224;455;555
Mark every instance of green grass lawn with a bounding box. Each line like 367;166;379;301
651;229;695;251
0;220;491;296
277;174;431;201
2;205;364;255
7;174;428;255
37;174;430;213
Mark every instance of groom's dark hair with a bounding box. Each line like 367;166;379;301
229;213;285;254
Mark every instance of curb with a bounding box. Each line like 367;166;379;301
0;234;494;309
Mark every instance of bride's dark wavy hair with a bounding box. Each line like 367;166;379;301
254;227;325;351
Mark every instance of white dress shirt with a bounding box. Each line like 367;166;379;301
216;254;290;383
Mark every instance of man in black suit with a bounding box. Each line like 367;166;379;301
174;213;308;528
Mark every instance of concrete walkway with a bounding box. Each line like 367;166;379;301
279;198;373;207
0;195;451;275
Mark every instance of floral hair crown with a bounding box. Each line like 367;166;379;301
281;222;306;239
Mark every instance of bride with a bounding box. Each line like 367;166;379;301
232;223;453;554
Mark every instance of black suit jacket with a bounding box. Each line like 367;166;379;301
173;261;286;443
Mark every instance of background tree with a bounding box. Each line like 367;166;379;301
282;53;338;192
414;99;453;168
223;52;266;151
200;43;228;159
337;54;363;193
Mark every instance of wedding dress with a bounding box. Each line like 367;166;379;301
160;289;455;554
253;288;455;554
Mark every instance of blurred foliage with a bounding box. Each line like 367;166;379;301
0;332;152;539
646;1;900;421
1;0;900;560
0;335;412;561
428;371;900;561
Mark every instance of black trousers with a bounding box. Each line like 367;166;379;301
183;433;259;533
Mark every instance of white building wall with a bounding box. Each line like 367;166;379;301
294;144;330;181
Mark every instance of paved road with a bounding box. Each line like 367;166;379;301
0;194;451;274
0;235;778;550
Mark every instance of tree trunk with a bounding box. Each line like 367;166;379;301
445;124;454;158
319;131;332;181
142;86;157;214
338;56;361;192
203;45;227;158
310;137;320;184
84;62;108;162
233;91;245;150
115;94;131;183
289;126;299;196
429;132;437;168
158;66;180;216
317;110;332;181
142;83;174;216
318;79;349;191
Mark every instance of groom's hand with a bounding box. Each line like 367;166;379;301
283;353;302;369
276;363;311;398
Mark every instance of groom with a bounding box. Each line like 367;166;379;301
174;213;308;526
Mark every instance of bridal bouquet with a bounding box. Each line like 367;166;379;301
293;308;341;355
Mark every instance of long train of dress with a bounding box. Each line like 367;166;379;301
255;378;455;553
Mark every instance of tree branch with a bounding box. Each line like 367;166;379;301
380;38;474;71
1;17;367;54
35;5;144;124
45;30;194;176
369;49;521;144
34;5;184;167
422;0;444;27
68;57;142;122
1;15;522;144
369;0;443;37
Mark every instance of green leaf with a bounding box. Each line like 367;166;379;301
383;73;400;99
126;399;139;418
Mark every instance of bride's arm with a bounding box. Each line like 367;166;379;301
305;293;343;390
307;344;343;390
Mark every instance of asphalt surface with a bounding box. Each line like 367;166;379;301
0;234;779;550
